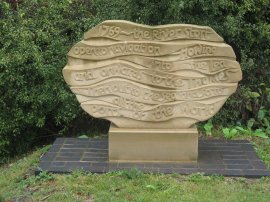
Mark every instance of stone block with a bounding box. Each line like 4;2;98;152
109;125;198;162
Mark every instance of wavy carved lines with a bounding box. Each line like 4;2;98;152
63;63;241;90
68;41;235;60
80;98;227;122
84;20;224;42
76;95;154;111
66;58;240;75
70;80;237;104
63;20;242;128
118;57;240;75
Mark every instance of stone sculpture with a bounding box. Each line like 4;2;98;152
63;20;242;162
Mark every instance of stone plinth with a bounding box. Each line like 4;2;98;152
109;125;198;162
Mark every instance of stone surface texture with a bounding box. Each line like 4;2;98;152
109;125;198;162
63;20;242;129
37;138;270;178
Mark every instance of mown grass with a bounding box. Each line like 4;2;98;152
0;138;269;202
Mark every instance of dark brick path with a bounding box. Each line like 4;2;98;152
36;138;270;178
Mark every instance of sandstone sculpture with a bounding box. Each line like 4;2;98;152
63;20;242;129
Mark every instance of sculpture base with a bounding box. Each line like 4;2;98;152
109;125;198;162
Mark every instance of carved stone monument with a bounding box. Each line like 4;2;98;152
63;20;242;162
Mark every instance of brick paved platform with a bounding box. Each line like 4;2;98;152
36;138;270;178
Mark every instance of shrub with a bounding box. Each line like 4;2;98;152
0;0;269;161
0;0;99;162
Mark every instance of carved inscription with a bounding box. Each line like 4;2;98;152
64;63;240;89
81;99;225;122
72;43;161;56
71;80;237;104
68;59;240;75
116;57;240;75
68;42;235;60
84;20;224;42
98;24;212;41
175;45;216;58
113;97;145;110
63;20;242;128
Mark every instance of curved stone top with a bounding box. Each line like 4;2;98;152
84;20;224;42
63;20;242;129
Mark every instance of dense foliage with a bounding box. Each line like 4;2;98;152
0;0;269;161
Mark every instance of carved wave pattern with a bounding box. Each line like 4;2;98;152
63;20;242;128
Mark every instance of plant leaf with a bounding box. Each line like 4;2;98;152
222;128;229;135
236;126;245;132
231;128;238;136
249;92;260;98
254;132;269;139
258;108;266;120
263;118;269;127
247;118;255;129
246;102;252;111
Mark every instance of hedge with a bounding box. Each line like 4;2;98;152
0;0;269;162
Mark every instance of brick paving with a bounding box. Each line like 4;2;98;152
36;138;270;178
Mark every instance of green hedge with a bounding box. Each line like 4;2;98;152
1;0;269;161
0;0;100;161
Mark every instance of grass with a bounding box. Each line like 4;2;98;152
0;139;269;202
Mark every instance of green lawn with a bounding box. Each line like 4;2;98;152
0;138;270;202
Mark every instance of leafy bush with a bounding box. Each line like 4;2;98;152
0;0;100;162
1;0;269;161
